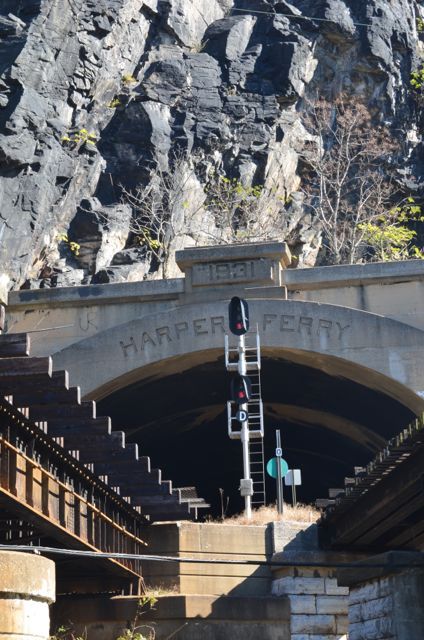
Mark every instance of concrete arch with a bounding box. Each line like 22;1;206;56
52;299;424;414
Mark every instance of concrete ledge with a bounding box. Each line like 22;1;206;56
54;594;290;623
271;550;365;574
282;259;424;291
7;278;184;309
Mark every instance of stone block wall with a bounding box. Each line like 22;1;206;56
347;576;394;640
270;522;355;640
272;567;348;640
338;552;424;640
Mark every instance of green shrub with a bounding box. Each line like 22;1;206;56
358;198;424;261
61;128;97;147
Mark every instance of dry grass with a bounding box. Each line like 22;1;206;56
143;583;179;597
220;504;320;526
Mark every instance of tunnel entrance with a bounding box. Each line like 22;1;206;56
98;352;415;517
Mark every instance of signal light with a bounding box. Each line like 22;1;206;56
230;375;252;405
228;297;249;336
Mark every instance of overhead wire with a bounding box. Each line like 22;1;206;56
1;544;423;569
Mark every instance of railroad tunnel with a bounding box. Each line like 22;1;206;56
98;349;416;517
48;294;424;519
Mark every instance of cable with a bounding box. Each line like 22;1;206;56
1;543;423;569
231;7;371;28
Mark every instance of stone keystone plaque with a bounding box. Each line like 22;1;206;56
175;242;291;290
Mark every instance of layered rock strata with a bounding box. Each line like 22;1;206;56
0;0;422;292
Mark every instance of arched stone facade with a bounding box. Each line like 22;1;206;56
52;298;424;414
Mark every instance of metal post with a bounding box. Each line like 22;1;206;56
291;474;297;507
238;334;252;519
240;409;251;519
238;334;247;375
276;430;283;514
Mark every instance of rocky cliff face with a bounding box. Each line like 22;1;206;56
0;0;422;292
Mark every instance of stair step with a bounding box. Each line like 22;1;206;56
0;356;52;377
28;401;96;421
104;467;162;487
0;333;30;358
1;371;69;394
10;386;81;406
46;417;112;436
61;430;125;449
78;442;137;464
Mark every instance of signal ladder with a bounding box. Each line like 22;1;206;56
225;330;266;507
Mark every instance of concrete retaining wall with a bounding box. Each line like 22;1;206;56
141;521;273;596
52;520;290;639
53;593;291;640
0;551;55;640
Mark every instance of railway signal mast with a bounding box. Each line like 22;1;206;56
225;297;264;519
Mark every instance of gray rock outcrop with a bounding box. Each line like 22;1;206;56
0;0;422;292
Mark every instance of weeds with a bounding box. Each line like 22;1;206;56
218;504;320;526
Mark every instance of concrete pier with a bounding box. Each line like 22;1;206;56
0;551;55;640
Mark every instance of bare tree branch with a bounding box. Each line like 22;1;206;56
300;97;400;264
113;153;289;273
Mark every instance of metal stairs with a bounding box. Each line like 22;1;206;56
0;333;209;522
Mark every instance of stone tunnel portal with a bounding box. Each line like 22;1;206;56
6;245;424;516
47;294;424;517
98;348;416;517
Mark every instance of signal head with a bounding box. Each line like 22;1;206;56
228;296;249;335
230;375;252;405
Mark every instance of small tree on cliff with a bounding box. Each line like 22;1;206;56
120;153;287;269
301;98;423;264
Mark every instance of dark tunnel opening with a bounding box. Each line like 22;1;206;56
98;356;415;517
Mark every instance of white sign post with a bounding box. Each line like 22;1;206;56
284;469;302;507
275;430;283;514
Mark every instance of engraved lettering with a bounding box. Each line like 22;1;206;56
79;310;98;332
156;326;172;344
174;321;189;339
336;322;350;340
298;316;313;335
280;314;295;331
215;263;230;280
232;262;247;279
120;337;138;357
263;314;277;330
141;331;156;349
211;316;225;334
192;259;270;286
318;319;332;337
193;318;208;335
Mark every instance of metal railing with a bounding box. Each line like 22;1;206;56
0;398;147;579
